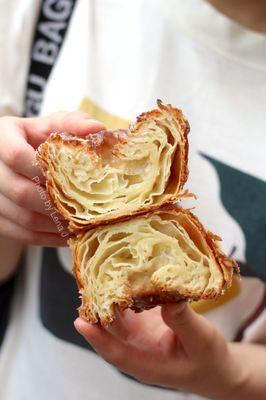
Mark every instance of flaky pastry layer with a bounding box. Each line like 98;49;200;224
70;205;238;325
37;101;189;231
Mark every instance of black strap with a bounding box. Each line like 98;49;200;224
24;0;78;117
0;275;17;347
0;255;25;348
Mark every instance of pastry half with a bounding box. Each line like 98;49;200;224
69;205;238;325
37;101;190;231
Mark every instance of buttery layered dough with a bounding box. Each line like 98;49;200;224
70;206;237;325
37;101;189;231
37;101;238;325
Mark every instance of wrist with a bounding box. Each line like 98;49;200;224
194;342;249;400
211;342;250;400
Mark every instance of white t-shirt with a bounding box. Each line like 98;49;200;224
0;1;265;399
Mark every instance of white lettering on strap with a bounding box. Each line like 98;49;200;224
43;0;73;21
32;39;58;65
38;21;66;44
25;74;46;116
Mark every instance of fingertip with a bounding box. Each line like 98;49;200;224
45;111;107;136
74;317;86;333
74;317;98;338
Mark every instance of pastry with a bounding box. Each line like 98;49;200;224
37;101;238;325
69;205;237;324
37;100;190;231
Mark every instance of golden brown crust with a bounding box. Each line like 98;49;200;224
135;100;190;199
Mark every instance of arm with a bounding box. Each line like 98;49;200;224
75;302;266;400
226;342;266;400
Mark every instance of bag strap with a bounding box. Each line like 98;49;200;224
24;0;78;117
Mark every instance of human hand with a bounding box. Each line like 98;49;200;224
0;112;105;247
75;302;246;399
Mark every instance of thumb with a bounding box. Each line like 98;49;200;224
23;111;106;149
161;302;216;357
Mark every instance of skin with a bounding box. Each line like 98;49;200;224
73;7;266;395
0;112;105;282
75;304;266;399
206;0;266;33
1;1;266;395
0;111;265;397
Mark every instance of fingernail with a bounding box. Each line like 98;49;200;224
87;119;106;126
73;318;80;331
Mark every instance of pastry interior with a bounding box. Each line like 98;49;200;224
37;101;189;230
70;206;234;324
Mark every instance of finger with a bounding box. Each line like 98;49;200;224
106;307;167;345
74;318;152;380
0;162;59;214
74;318;125;358
157;328;179;357
0;215;68;247
0;193;68;233
0;119;46;182
104;308;132;341
23;111;107;148
161;302;217;357
0;113;106;182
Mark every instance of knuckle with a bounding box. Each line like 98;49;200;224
45;111;67;131
4;145;23;169
12;183;30;206
21;211;38;230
